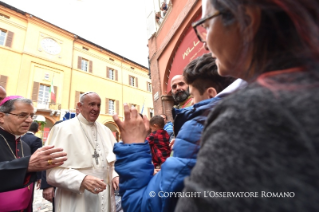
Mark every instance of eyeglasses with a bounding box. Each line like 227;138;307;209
6;112;35;120
192;11;222;43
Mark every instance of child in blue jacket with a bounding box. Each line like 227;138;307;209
114;54;237;212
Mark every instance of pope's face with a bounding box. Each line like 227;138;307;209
79;93;101;122
0;101;34;135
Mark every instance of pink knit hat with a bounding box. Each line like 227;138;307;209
0;95;23;106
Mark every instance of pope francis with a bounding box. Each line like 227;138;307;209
46;92;119;212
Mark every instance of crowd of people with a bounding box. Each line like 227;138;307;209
1;0;319;211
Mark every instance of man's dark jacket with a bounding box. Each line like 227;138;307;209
21;132;42;180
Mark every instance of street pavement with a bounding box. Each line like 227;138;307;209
33;188;53;212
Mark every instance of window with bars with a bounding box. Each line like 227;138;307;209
147;82;152;92
0;29;6;46
81;58;89;72
109;99;115;115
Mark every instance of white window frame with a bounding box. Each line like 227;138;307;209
38;84;50;109
109;69;115;80
0;29;6;46
109;99;115;115
81;58;88;72
130;76;135;86
150;108;154;118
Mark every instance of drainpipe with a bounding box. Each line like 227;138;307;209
121;57;124;119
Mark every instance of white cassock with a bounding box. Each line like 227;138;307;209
46;113;118;212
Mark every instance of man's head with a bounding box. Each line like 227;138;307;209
171;75;190;103
183;53;235;104
0;97;34;135
29;122;39;133
0;86;7;103
77;92;101;122
160;114;168;123
150;115;165;132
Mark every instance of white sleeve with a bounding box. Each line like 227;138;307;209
47;167;87;193
110;161;119;179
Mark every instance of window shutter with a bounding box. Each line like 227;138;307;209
106;67;109;78
105;98;109;114
136;77;138;88
75;91;80;109
77;57;82;69
137;105;140;113
32;82;39;102
146;82;148;91
0;75;8;89
89;61;93;73
53;86;58;104
5;31;14;48
115;70;118;81
128;75;131;85
116;100;119;115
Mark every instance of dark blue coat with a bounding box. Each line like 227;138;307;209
21;132;42;180
114;97;222;212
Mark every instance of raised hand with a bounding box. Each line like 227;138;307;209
113;103;150;144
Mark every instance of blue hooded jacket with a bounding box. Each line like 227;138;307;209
114;97;222;212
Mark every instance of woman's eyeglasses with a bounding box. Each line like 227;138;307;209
192;11;222;43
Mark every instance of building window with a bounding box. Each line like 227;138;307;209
81;58;89;72
150;108;154;118
109;99;115;115
129;76;135;86
0;29;6;46
109;69;115;80
38;84;50;109
147;82;152;92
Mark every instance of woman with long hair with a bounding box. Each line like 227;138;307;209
175;0;319;211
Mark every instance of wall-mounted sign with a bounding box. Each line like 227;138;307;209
44;73;50;80
154;91;159;101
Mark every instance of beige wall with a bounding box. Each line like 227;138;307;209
0;4;153;135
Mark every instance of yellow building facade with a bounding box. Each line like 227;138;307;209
0;2;153;141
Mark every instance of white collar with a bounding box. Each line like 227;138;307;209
27;131;35;135
78;113;95;125
215;79;248;98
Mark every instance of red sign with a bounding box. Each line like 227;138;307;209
166;24;209;93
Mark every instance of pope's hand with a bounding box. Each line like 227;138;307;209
81;175;106;194
113;103;150;144
112;176;119;190
43;187;55;202
27;146;67;172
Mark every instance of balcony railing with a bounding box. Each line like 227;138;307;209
33;101;61;111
